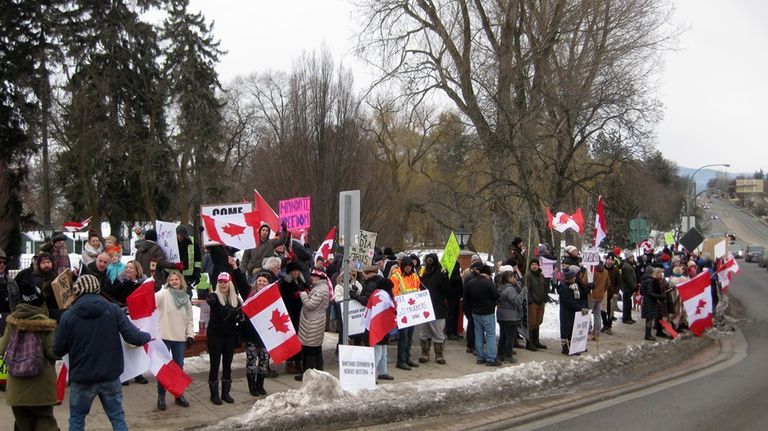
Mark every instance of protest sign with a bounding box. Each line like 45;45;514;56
200;202;253;245
156;220;181;263
346;299;367;336
279;196;311;231
350;229;377;267
581;247;601;266
569;311;591;355
396;290;436;329
440;232;460;275
664;231;676;245
539;257;557;279
338;345;376;392
51;269;74;309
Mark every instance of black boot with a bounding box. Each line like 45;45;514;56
255;373;267;396
645;321;656;341
246;373;259;396
525;337;538;352
532;329;547;349
209;380;222;405
157;394;166;411
221;379;234;404
561;341;569;355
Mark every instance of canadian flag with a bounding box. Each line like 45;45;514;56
363;289;397;345
126;279;192;397
593;196;607;247
715;257;740;293
314;226;336;262
254;190;280;234
201;211;262;251
241;281;301;365
62;217;91;232
638;239;654;254
677;271;714;336
547;208;584;234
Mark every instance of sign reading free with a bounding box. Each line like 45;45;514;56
279;196;311;232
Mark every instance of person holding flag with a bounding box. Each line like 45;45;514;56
154;271;195;410
234;271;272;396
53;275;151;431
205;268;242;405
362;276;397;382
240;221;290;281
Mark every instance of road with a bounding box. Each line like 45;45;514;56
705;198;768;247
519;199;768;431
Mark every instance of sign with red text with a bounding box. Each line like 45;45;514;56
279;196;311;232
395;290;436;329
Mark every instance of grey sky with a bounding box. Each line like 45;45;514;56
190;0;766;174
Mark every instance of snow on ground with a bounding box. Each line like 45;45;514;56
205;335;706;431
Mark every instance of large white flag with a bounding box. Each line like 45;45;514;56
678;271;713;336
201;211;261;250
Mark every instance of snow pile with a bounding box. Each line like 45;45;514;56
205;335;713;431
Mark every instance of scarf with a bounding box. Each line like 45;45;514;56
569;282;580;299
168;286;190;310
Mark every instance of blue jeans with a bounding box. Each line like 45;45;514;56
69;378;128;431
374;345;388;375
158;340;186;396
473;313;497;363
396;326;414;364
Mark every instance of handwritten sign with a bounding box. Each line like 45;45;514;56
569;311;591;355
279;196;311;231
396;290;436;329
346;299;367;335
581;247;601;266
156;220;181;263
51;269;74;309
539;256;557;279
350;229;377;266
440;232;460;275
200;202;253;245
338;345;376;392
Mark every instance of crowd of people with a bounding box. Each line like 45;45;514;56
0;225;729;430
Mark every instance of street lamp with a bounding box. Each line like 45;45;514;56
42;223;55;242
455;223;472;249
684;163;730;230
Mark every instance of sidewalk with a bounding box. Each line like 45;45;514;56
0;312;648;430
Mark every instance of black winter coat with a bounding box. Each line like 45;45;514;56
463;275;499;315
641;273;667;319
420;262;449;319
557;280;588;341
232;269;265;347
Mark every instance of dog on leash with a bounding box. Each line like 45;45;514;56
633;291;643;310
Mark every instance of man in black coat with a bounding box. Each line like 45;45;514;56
417;253;449;364
464;264;501;366
15;253;58;318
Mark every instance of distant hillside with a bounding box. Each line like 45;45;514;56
677;167;752;193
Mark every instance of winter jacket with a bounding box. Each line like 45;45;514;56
81;243;102;268
107;261;126;283
620;260;638;293
298;278;330;347
525;268;548;304
206;287;241;338
53;293;150;384
591;264;610;302
557;279;588;340
239;229;290;276
279;273;305;327
232;269;265;347
156;287;195;342
419;257;449;319
334;279;363;303
134;240;174;285
0;304;58;406
605;264;622;299
497;282;525;322
390;267;421;297
104;274;148;307
641;272;667;319
463;275;499;315
351;275;383;307
0;273;20;313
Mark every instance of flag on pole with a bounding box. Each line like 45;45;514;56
241;282;301;365
715;257;740;293
62;217;92;232
56;360;68;404
314;226;336;262
363;289;397;345
126;278;192;397
658;319;680;339
677;271;714;336
547;208;584;234
593;196;607;247
201;211;262;251
254;190;280;234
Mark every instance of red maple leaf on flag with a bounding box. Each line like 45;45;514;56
408;298;416;306
558;213;570;224
222;223;246;237
368;292;382;308
269;308;291;333
695;299;707;315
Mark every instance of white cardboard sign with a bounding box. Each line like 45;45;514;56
338;345;376;392
569;311;591;355
581;247;601;266
155;220;181;263
396;290;436;329
346;299;367;336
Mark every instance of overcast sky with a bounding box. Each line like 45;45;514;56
189;0;767;175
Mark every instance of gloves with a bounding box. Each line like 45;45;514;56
581;308;589;316
174;262;184;270
186;337;195;349
293;291;302;299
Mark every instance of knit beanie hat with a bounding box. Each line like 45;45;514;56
72;274;101;297
19;285;45;307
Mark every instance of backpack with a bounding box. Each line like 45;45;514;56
4;328;44;377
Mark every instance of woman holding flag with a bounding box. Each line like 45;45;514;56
206;263;242;405
154;270;195;410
